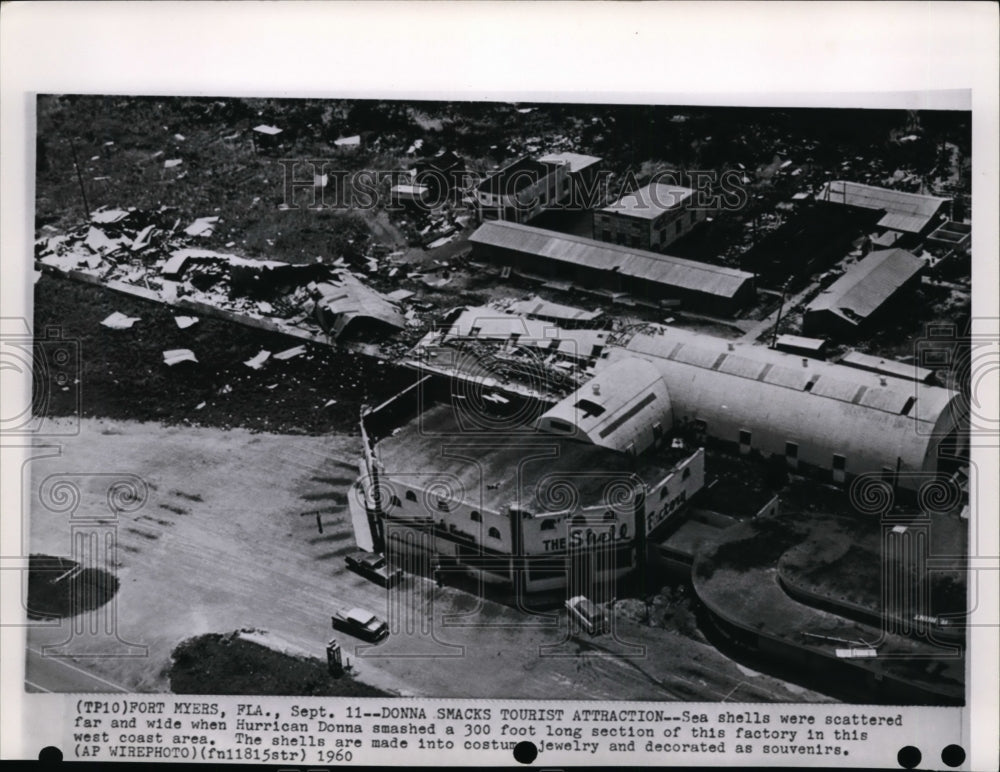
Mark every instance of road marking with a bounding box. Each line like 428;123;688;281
26;647;130;692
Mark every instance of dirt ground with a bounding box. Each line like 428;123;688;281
25;418;832;702
32;273;412;435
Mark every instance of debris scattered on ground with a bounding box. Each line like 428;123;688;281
184;216;219;237
163;348;198;366
91;208;131;224
273;345;306;361
101;312;141;330
244;349;271;369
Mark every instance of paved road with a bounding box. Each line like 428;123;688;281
24;647;129;693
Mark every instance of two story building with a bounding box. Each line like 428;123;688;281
594;182;707;251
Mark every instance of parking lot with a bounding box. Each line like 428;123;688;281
26;418;830;702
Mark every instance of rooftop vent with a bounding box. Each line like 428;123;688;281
592;383;601;396
727;343;735;352
880;377;888;386
802;358;808;368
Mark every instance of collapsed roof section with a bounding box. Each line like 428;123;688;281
313;274;406;340
403;306;613;402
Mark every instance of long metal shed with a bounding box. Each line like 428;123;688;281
469;221;755;315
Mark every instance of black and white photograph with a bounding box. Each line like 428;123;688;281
23;93;976;707
2;3;997;769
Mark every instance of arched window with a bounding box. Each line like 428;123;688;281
405;490;417;502
390;495;402;509
540;519;557;531
603;510;615;521
470;511;481;522
487;527;501;539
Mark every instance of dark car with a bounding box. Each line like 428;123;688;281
331;607;389;642
565;595;610;636
345;550;403;588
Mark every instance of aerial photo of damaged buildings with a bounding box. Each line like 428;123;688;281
25;96;972;706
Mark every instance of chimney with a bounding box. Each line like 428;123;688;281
727;343;735;351
802;358;808;368
880;377;887;386
592;383;601;396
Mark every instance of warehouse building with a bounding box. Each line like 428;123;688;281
593;182;707;251
605;325;965;490
403;306;966;493
803;248;926;337
816;180;952;243
469;221;755;315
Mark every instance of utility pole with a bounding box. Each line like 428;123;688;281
770;280;790;348
69;138;90;222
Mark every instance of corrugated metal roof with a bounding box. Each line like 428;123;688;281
469;221;753;299
444;307;608;361
817;180;950;234
806;248;925;325
507;295;602;322
601;182;694;220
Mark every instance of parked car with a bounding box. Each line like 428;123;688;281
331;607;389;642
345;550;403;588
565;595;610;636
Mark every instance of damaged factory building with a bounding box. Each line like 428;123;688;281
352;301;967;597
352;299;966;595
353;359;707;596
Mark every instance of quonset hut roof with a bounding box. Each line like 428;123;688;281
534;358;671;453
469;221;753;299
603;325;961;483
